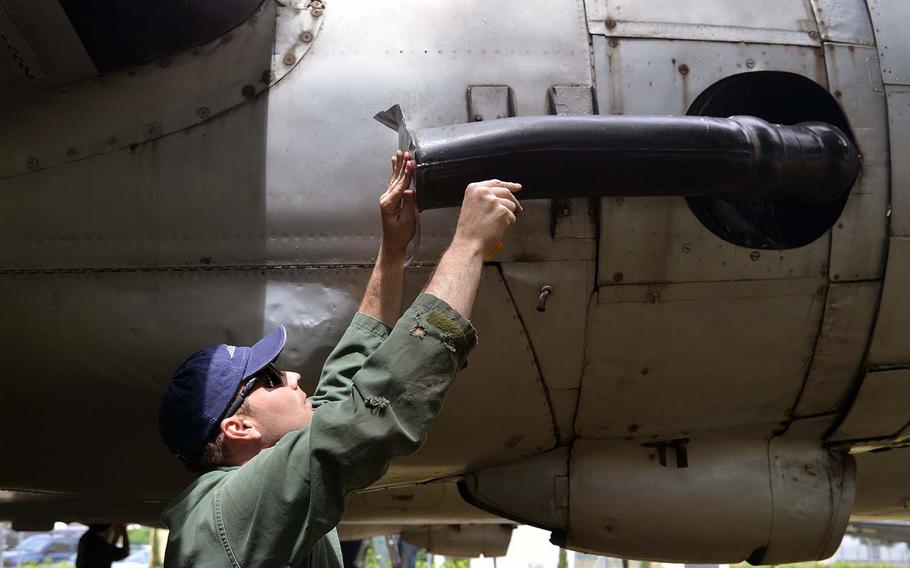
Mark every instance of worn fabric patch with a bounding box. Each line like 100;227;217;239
426;310;467;352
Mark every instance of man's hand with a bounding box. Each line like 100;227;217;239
451;179;523;257
424;179;522;318
379;150;416;254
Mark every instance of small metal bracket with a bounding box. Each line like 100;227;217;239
643;438;690;468
270;0;326;86
467;85;513;122
548;85;596;239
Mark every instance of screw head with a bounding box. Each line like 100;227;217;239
612;272;623;283
808;30;820;39
196;107;210;119
106;136;118;147
647;292;660;304
560;207;571;217
750;251;761;261
609;38;619;48
615;197;625;205
678;64;690;75
283;53;297;66
605;18;617;29
25;157;39;170
682;243;693;254
300;31;314;43
242;85;256;98
745;58;756;69
473;114;483;122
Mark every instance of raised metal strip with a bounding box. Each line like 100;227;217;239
868;0;910;85
825;43;889;281
794;281;881;417
585;0;820;46
809;0;876;45
867;238;910;365
887;86;910;236
593;36;830;285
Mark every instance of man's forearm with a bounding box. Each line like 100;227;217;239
423;240;484;319
358;246;406;326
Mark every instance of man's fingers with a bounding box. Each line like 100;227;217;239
478;179;522;192
491;187;523;213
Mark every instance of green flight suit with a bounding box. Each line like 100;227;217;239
161;293;476;567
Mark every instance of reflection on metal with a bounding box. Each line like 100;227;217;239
825;44;889;281
585;0;821;46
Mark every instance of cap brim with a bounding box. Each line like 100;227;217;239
243;325;287;379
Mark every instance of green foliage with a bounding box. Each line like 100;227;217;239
440;558;470;568
558;548;568;568
128;525;151;545
415;549;430;568
15;563;75;568
362;539;383;568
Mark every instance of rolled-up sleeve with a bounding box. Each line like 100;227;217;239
217;293;477;565
309;313;392;409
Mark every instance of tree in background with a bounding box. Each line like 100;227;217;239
558;548;568;568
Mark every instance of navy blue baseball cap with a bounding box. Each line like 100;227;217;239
159;326;287;460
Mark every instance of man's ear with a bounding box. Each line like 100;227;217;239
220;414;262;442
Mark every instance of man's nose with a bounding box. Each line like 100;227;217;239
285;371;302;390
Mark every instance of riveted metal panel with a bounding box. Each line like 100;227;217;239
868;0;910;85
500;261;595;444
577;278;825;439
0;1;283;178
264;0;594;266
825;44;888;281
829;369;910;442
868;238;910;365
809;0;876;45
794;281;881;417
585;0;820;46
888;86;910;236
593;36;830;285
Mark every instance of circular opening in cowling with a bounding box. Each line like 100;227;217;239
686;71;856;250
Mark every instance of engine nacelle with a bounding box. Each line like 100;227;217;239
460;422;855;563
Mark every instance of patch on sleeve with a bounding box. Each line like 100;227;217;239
364;396;390;412
426;310;466;352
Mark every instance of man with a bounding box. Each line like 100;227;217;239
158;150;523;567
75;523;130;568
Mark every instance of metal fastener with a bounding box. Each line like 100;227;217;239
560;207;571;217
242;85;256;98
608;38;619;48
605;18;617;29
283;53;297;66
613;272;623;283
750;251;761;261
142;123;160;139
682;243;693;254
106;136;118;147
300;31;314;43
647;292;660;304
473;114;483;122
536;285;554;312
196;107;210;119
745;58;756;69
310;1;324;16
808;30;820;39
678;64;690;75
26;157;39;170
615;197;624;205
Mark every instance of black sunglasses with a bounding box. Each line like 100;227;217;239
221;363;284;420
